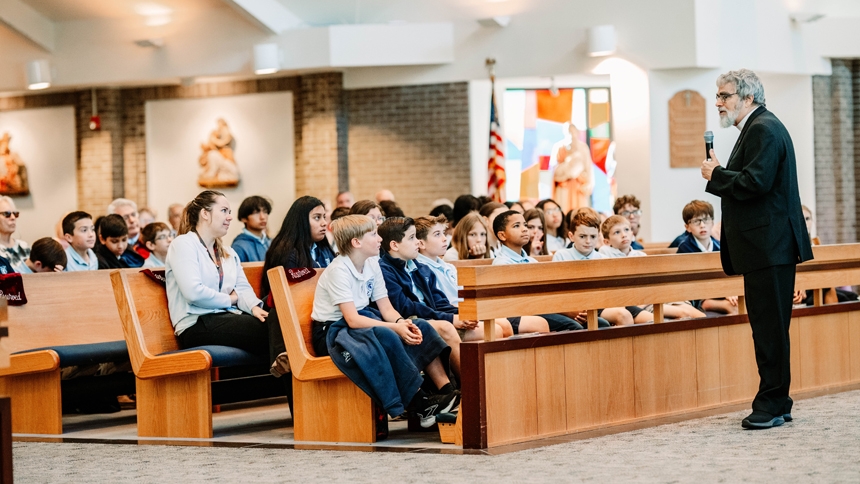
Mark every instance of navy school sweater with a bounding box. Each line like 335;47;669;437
377;252;458;323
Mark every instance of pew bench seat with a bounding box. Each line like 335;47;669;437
0;271;135;434
111;268;286;439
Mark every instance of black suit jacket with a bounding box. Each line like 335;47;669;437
705;107;813;275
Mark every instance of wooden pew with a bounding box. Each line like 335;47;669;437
0;271;132;434
457;245;860;449
266;266;379;443
110;265;284;439
640;241;672;250
450;254;553;267
642;247;678;255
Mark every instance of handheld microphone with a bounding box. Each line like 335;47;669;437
704;131;714;161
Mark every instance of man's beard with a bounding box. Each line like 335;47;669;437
720;104;741;128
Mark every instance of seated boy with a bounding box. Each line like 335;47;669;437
554;208;652;325
140;222;173;269
492;210;585;333
599;215;705;319
677;200;738;315
378;217;473;375
232;196;271;262
19;237;67;273
310;214;459;427
95;214;135;269
677;200;720;254
141;222;173;268
413;214;523;339
598;215;646;258
62;211;98;271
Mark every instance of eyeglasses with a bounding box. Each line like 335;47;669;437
544;208;561;215
372;216;386;223
0;211;19;218
688;216;713;226
716;92;739;103
620;210;641;217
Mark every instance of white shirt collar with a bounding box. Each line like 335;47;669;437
498;244;533;263
242;228;269;245
694;236;713;252
416;253;442;268
736;105;760;131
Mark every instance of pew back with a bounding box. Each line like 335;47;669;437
122;271;179;359
458;243;860;449
242;262;264;300
6;271;125;352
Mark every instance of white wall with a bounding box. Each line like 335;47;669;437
145;92;295;244
0;106;77;243
647;69;816;242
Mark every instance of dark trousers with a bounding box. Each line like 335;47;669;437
743;263;795;416
178;311;286;365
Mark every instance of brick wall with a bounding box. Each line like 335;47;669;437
345;82;471;217
294;73;348;204
812;60;860;244
0;75;473;220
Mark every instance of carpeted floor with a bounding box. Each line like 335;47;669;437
13;389;860;483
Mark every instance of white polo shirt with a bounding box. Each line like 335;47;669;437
552;247;606;261
311;255;388;323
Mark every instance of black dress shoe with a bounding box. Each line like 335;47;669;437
742;411;785;429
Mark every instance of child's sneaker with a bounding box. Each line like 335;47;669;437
270;352;291;378
415;390;460;428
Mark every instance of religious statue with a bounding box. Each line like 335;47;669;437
0;132;30;196
198;118;239;188
552;122;593;212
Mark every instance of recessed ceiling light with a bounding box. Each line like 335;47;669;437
28;82;50;90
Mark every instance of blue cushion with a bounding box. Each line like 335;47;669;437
14;341;129;368
160;345;264;368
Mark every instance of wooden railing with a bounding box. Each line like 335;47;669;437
456;244;860;448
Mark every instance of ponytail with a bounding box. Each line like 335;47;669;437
181;190;229;259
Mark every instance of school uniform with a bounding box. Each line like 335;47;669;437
311;254;449;417
598;246;646;258
95;243;130;270
677;235;720;254
232;229;271;263
491;245;536;265
493;245;583;333
442;247;460;262
631;240;644;250
552;247;606;261
416;253;460;306
551;247;619;327
166;233;282;365
119;247;145;268
142;254;165;268
546;235;565;254
378;253;458;322
64;246;98;271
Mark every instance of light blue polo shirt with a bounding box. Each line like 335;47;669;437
65;246;98;271
403;259;425;303
492;245;537;265
416;253;460;306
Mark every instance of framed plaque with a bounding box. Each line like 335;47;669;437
669;90;706;168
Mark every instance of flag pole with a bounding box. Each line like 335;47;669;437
486;58;506;202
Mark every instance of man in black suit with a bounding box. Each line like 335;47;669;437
701;69;814;429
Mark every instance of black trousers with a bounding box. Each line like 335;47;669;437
178;311;287;365
743;263;796;416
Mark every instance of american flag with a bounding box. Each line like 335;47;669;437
487;85;506;202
